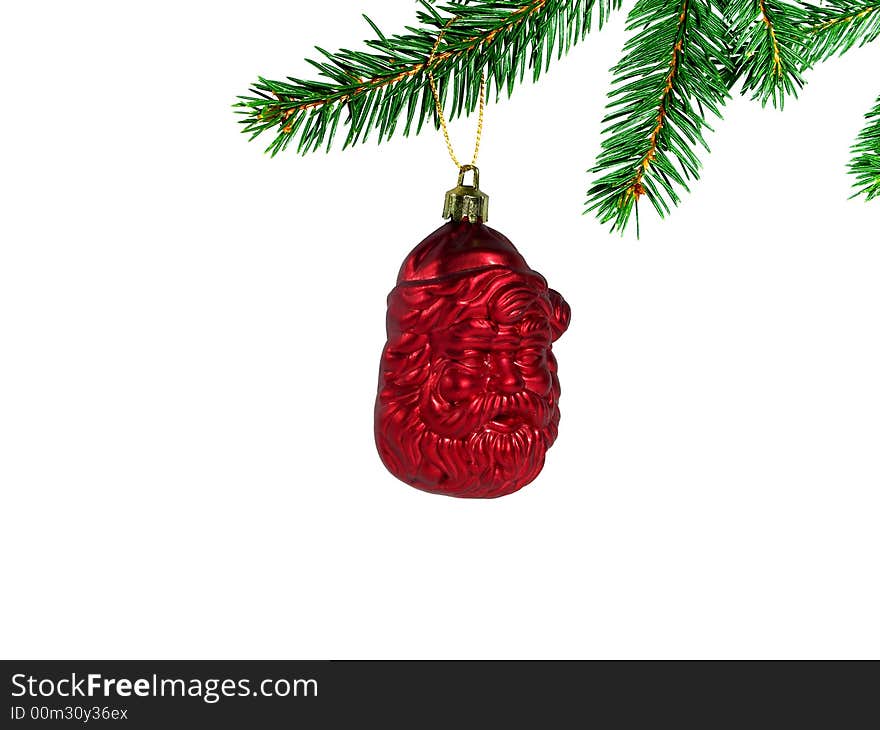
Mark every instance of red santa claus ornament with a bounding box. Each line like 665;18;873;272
375;166;570;498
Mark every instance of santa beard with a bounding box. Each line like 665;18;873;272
375;393;559;498
421;388;553;440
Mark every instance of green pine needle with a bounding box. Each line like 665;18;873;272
850;92;880;200
724;0;809;108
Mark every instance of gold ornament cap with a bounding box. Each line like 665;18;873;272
443;165;489;223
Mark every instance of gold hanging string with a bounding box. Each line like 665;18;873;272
426;18;486;169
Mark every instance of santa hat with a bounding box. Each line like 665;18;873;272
396;221;540;284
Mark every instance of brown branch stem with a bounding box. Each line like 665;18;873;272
628;0;689;201
266;0;549;127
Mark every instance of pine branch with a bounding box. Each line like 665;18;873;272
236;0;880;231
724;0;809;109
849;92;880;200
234;0;620;156
586;0;732;232
802;1;879;64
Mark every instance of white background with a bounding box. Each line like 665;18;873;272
1;1;878;659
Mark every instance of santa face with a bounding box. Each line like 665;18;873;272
375;267;570;498
421;296;560;438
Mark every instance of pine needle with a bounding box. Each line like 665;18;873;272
802;0;880;65
724;0;809;109
850;92;880;200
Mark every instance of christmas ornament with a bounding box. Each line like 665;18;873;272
237;3;880;494
374;23;571;498
374;167;570;498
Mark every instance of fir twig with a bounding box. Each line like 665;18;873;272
850;92;880;200
586;0;732;232
802;1;880;64
234;0;620;156
236;0;880;232
724;0;809;108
